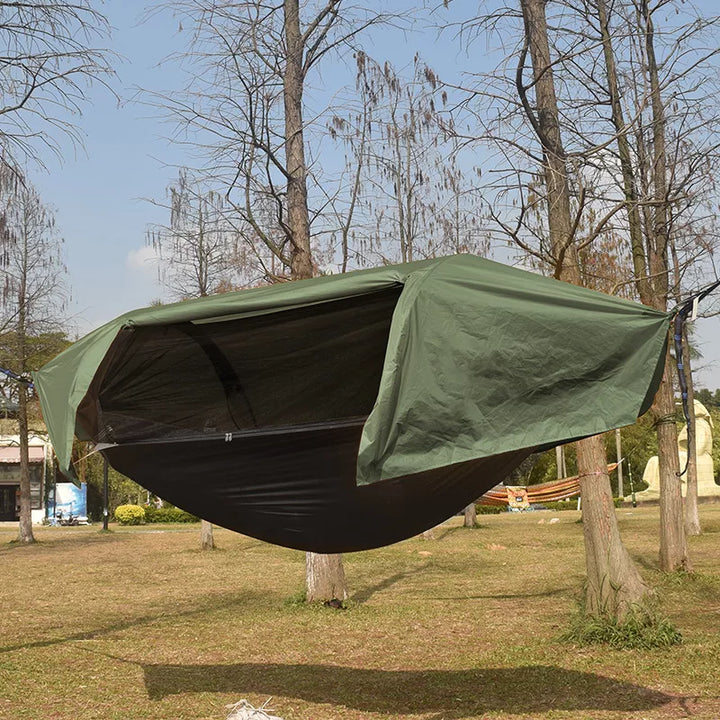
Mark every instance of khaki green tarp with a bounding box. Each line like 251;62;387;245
34;255;669;551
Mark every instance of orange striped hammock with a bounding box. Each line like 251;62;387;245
479;463;619;507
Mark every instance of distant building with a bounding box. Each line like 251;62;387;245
0;435;48;523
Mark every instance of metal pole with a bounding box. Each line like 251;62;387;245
615;428;623;498
102;456;109;531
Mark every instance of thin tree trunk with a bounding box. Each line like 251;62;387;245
463;502;477;528
200;519;215;550
282;0;348;602
16;212;34;545
520;0;648;616
653;358;691;570
305;552;348;603
17;383;34;543
682;326;701;536
284;0;313;280
640;0;690;571
596;0;650;301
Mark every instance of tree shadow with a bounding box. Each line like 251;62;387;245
429;586;572;601
0;590;264;655
142;662;671;717
350;564;430;604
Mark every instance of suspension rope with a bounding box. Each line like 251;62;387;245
671;278;720;477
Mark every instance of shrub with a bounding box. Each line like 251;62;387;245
143;505;199;523
474;504;506;515
114;504;146;525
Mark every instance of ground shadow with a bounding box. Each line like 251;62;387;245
143;662;671;717
429;586;572;601
350;563;430;604
0;590;264;655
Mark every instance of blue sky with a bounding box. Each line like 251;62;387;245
27;0;720;388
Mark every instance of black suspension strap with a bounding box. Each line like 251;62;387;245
671;278;720;476
0;366;34;389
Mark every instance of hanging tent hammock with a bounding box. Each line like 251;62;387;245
34;255;669;552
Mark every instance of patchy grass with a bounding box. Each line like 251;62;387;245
1;506;719;719
561;606;682;650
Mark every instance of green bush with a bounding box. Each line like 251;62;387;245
114;504;146;525
542;499;580;511
474;504;506;515
143;505;199;523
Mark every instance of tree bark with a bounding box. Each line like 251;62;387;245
17;383;34;543
681;322;701;536
577;433;648;618
284;0;313;280
520;0;648;616
305;552;348;603
463;502;477;528
281;0;348;601
639;0;691;571
16;211;34;544
200;519;215;550
653;358;691;570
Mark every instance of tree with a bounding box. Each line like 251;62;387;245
0;168;67;543
155;0;403;599
148;170;244;299
589;0;720;569
326;53;487;268
153;0;394;282
151;169;252;550
453;0;651;618
521;0;651;617
457;0;720;577
0;1;113;170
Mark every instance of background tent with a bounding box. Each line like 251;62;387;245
34;255;669;551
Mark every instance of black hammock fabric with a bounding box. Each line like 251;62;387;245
34;255;671;552
104;424;531;552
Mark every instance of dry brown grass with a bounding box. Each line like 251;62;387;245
1;505;719;720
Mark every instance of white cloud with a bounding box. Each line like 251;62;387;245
126;245;160;275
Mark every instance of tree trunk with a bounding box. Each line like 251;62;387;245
200;519;215;550
578;434;648;619
638;0;690;571
681;320;701;537
282;0;348;600
615;429;624;499
284;0;313;280
16;213;34;545
596;0;650;302
520;0;648;615
17;383;35;544
653;357;691;570
305;552;348;603
463;502;477;528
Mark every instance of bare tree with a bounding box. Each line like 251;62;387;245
520;0;650;616
326;53;487;268
588;0;720;567
0;167;67;543
150;169;256;550
148;169;248;298
153;0;404;601
456;0;720;576
0;1;113;169
450;0;655;618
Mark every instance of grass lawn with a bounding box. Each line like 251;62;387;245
1;505;719;720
